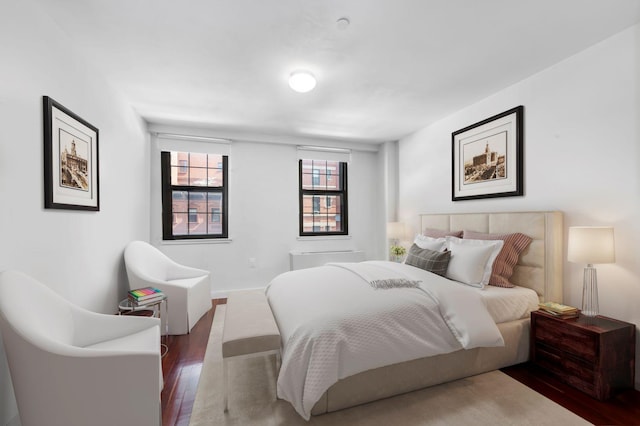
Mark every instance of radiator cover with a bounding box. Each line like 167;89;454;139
289;250;365;271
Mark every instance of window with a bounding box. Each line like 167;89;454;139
161;151;228;239
188;208;198;223
210;207;221;222
299;159;348;236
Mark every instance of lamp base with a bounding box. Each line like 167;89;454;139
581;265;599;317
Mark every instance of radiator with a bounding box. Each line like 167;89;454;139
289;250;365;271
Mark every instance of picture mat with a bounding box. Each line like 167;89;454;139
50;105;97;207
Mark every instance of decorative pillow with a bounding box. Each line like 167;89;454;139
444;237;503;288
463;230;533;288
423;228;463;238
405;244;451;276
413;234;446;251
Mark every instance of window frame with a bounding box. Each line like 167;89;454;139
161;151;229;240
298;159;348;236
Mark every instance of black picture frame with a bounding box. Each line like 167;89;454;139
452;106;523;201
43;96;100;211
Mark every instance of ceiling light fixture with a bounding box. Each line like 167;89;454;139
288;71;316;93
336;17;350;30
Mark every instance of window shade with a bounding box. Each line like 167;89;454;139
297;146;351;163
157;134;231;156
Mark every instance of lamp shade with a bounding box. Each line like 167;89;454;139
387;222;406;240
567;226;615;264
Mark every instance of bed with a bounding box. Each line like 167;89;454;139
266;211;563;419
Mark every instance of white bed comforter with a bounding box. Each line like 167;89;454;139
265;261;504;420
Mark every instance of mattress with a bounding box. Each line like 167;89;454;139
479;285;539;324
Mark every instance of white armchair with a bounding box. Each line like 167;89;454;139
0;270;162;426
124;241;211;335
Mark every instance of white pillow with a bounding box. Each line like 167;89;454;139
413;234;446;251
445;236;504;288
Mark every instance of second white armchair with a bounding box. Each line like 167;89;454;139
124;241;212;335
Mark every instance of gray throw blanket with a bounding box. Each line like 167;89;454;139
326;262;421;289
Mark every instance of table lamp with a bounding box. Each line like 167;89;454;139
567;226;615;317
387;222;407;261
387;222;406;246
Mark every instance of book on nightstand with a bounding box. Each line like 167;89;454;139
538;301;579;319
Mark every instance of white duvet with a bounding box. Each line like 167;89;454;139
265;261;505;420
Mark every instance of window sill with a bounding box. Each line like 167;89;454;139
159;238;233;245
296;235;352;241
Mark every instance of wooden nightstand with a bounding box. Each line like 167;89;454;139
530;310;635;400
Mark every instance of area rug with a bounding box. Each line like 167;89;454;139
189;306;591;425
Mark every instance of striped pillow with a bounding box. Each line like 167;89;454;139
462;230;532;288
405;244;451;276
423;228;463;238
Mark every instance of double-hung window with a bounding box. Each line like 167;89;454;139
161;151;228;239
299;159;348;236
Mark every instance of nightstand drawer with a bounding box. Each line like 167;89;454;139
534;344;595;392
533;315;597;362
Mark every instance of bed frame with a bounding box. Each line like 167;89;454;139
311;211;563;415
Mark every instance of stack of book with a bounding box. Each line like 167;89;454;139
538;301;579;319
128;287;165;306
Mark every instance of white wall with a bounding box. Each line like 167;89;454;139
148;129;386;297
398;24;640;387
0;1;150;424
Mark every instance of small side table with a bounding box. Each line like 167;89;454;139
530;310;635;400
119;295;169;357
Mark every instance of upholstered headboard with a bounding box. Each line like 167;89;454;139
419;211;563;302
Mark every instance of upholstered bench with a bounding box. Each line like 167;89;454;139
222;289;281;412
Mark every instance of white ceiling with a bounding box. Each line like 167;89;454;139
32;0;640;144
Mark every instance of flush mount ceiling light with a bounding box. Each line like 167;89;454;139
288;71;316;93
336;17;350;30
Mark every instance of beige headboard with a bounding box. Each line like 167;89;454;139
419;211;563;302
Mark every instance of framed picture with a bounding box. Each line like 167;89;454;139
452;106;523;201
43;96;100;211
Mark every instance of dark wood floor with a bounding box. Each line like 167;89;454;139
501;363;640;425
161;299;224;426
161;299;640;426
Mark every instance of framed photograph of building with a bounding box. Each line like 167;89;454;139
43;96;100;211
452;106;523;201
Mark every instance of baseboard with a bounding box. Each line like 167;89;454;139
211;286;265;300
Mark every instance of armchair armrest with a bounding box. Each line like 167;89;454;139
166;260;209;281
70;305;160;348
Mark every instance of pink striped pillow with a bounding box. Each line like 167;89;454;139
424;228;463;238
462;230;532;288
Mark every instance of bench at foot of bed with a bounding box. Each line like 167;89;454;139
222;289;281;412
